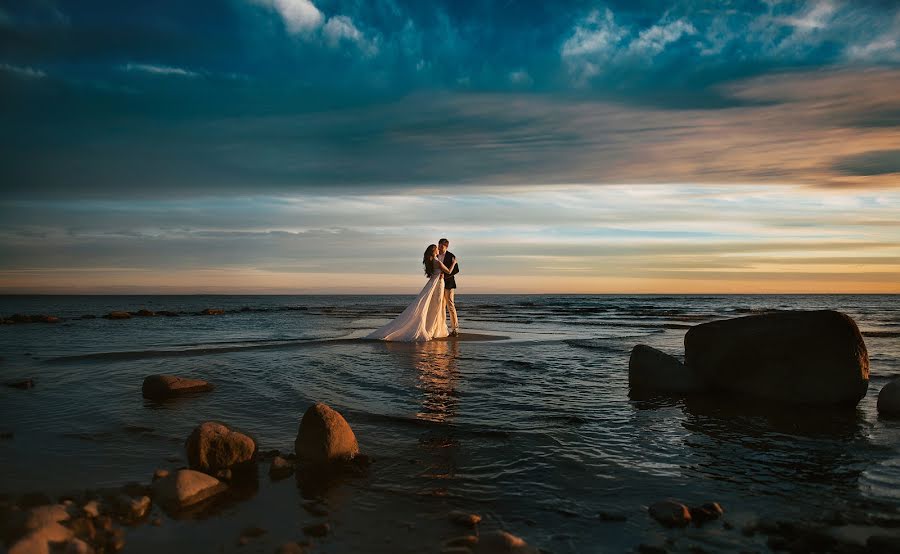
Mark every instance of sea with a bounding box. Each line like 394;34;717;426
1;294;899;553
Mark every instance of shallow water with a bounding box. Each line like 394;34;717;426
1;294;899;552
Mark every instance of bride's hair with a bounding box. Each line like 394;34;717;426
422;244;437;276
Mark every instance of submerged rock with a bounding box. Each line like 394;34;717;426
151;469;226;509
473;530;538;553
877;378;900;416
103;312;131;320
294;403;359;466
268;456;294;480
649;500;691;528
628;344;706;394
141;375;213;400
135;310;155;317
689;502;724;525
684;310;869;407
200;308;225;315
186;421;257;474
449;510;482;528
5;378;34;390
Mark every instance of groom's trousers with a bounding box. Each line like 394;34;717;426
444;289;459;331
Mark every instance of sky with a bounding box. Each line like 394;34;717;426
0;0;898;294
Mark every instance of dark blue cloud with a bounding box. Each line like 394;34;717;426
1;0;898;198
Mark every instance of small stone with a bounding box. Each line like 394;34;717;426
649;500;691;528
302;522;330;537
449;510;482;528
269;456;294;480
151;469;227;509
153;469;169;482
127;496;151;519
82;500;101;518
200;308;225;315
69;517;97;541
877;378;900;416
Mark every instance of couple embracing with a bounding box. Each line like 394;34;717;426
367;238;460;342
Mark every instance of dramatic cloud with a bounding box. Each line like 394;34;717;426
1;0;898;292
120;63;199;77
261;0;323;34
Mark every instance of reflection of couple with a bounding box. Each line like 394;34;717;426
367;238;460;342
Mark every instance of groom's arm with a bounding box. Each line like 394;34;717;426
449;254;460;276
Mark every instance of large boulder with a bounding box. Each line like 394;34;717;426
684;310;868;407
294;403;359;465
629;345;706;394
151;469;226;509
877;378;900;416
186;422;257;474
142;374;213;400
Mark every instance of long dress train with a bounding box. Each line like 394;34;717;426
367;271;449;342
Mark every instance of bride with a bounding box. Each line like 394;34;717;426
367;244;458;342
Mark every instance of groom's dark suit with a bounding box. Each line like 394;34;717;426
442;251;460;289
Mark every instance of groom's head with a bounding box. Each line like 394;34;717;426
438;238;449;254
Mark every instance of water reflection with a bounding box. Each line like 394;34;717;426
412;340;460;425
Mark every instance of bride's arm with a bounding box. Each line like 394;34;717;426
434;259;454;274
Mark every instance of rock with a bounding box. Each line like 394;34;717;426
23;504;71;529
649;500;691;528
684;310;869;406
449;510;482;528
114;495;150;520
877;378;900;416
200;308;224;315
152;469;169;482
275;542;309;554
103;312;131;320
473;530;538;553
141;374;213;400
135;310;155;317
82;500;101;518
269;456;294;480
5;378;34;390
151;469;226;509
186;422;256;474
294;402;359;465
629;344;706;394
302;522;330;537
689;502;724;525
9;523;74;554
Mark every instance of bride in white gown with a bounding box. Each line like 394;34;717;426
367;244;457;342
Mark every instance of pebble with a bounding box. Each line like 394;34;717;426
153;469;170;481
82;500;101;518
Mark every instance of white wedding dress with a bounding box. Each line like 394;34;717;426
367;266;449;342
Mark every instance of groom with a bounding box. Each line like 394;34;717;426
438;238;460;337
